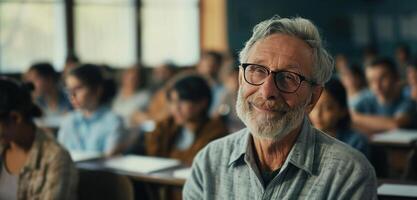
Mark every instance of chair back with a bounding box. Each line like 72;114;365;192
78;169;134;200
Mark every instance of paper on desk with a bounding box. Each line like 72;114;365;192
104;155;181;174
70;151;103;162
173;167;192;179
378;183;417;197
372;129;417;144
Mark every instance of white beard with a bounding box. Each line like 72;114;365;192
236;88;309;141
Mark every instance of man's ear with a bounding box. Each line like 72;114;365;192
238;67;244;86
305;86;323;114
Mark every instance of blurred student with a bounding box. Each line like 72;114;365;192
351;58;416;135
215;65;245;132
131;63;177;127
339;64;369;109
196;51;226;116
404;58;417;102
334;54;349;74
62;54;80;78
310;78;369;156
395;43;411;81
148;62;177;93
112;65;150;128
362;45;378;67
145;73;228;166
58;64;125;156
0;77;77;200
25;62;72;126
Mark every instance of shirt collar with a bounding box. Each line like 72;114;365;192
285;117;316;175
227;129;250;166
227;117;317;175
75;105;109;122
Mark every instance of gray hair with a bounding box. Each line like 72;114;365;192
239;16;334;85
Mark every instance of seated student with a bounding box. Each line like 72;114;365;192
24;62;72;126
62;54;80;78
58;64;125;156
404;58;417;102
0;77;77;200
145;73;228;166
310;78;369;156
131;63;177;127
196;51;226;116
395;43;411;81
351;58;416;135
339;64;370;109
215;65;245;132
112;65;150;129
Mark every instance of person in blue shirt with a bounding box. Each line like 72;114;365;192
58;64;125;156
351;58;416;135
310;78;369;156
196;51;226;116
404;57;417;102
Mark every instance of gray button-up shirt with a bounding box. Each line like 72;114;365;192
183;117;377;199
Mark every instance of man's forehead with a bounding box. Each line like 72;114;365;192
249;54;303;70
246;34;314;73
366;65;390;75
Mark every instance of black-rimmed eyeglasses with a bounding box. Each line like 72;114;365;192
241;63;316;93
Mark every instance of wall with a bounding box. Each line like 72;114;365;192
227;0;417;64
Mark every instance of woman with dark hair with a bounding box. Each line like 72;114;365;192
0;77;77;200
58;64;125;156
145;73;228;165
25;62;72;126
309;78;369;156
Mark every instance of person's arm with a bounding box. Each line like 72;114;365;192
144;121;165;156
41;150;78;200
351;111;410;135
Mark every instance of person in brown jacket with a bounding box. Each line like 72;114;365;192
0;77;78;200
145;73;228;166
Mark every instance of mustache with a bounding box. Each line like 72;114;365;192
249;96;289;112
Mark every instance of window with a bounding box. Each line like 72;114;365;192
0;0;200;72
141;0;200;67
0;0;66;73
75;0;137;68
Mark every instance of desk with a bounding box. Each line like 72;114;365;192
371;129;417;148
370;130;417;178
378;179;417;200
76;155;188;187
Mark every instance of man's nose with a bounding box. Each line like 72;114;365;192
259;75;280;100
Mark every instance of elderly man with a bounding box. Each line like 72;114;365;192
183;17;377;199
